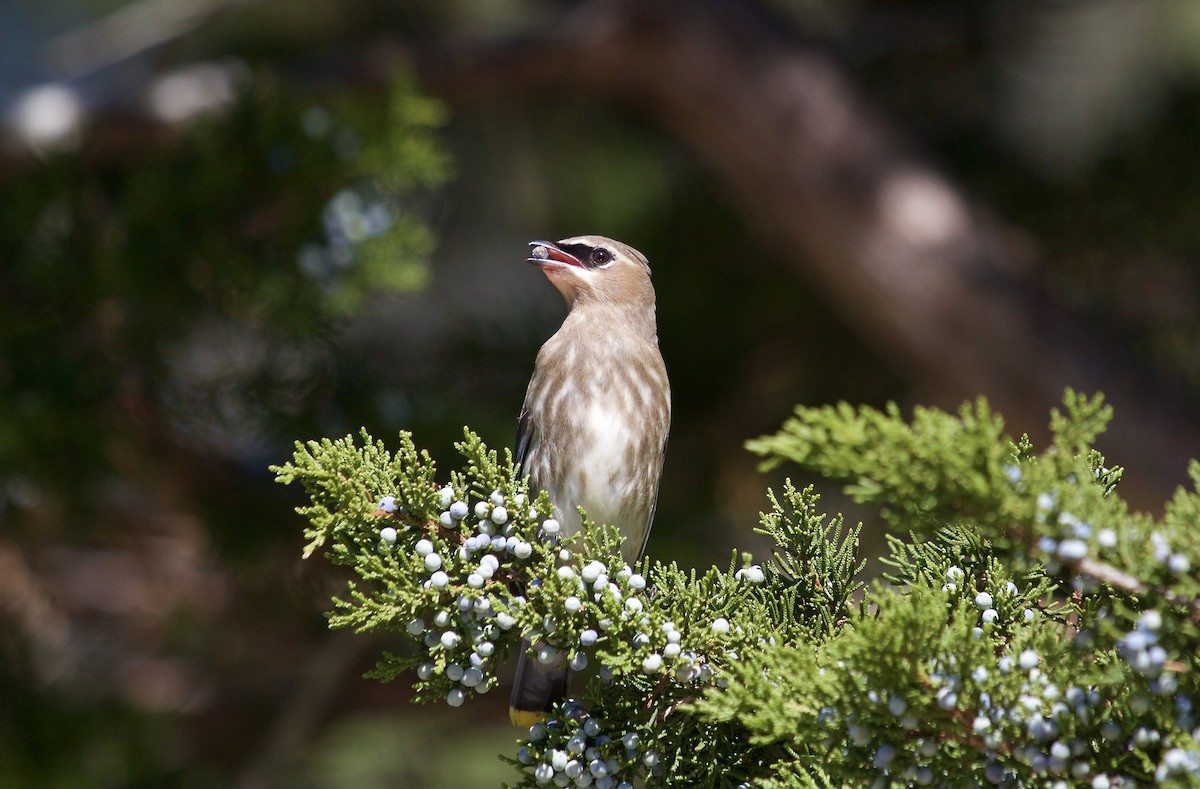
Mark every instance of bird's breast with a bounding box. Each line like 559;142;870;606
566;399;644;517
523;335;669;561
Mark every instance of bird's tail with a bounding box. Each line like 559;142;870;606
509;639;571;728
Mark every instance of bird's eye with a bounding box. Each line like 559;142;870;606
590;248;612;267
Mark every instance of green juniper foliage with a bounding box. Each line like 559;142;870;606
273;391;1200;787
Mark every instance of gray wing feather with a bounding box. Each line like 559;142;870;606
633;429;669;560
514;397;534;474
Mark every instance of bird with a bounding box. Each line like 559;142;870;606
509;235;671;728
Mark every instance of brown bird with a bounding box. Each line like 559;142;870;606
509;236;671;727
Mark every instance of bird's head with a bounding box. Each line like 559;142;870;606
527;235;654;309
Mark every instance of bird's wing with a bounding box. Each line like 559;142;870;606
634;498;657;560
633;428;671;561
514;397;534;474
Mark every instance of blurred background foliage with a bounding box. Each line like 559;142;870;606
1;0;1199;786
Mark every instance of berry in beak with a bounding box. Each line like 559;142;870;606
527;240;585;270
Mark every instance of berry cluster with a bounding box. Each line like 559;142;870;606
853;634;1198;787
839;645;1109;785
939;565;1037;636
1117;610;1172;683
516;701;658;788
1032;493;1192;583
521;553;740;693
500;552;749;786
368;475;756;786
373;484;554;706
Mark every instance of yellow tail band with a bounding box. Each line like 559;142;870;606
509;707;549;728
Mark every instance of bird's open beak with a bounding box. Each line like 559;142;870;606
528;240;584;270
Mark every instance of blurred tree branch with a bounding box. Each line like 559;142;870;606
411;0;1200;508
47;0;253;78
6;0;1196;508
